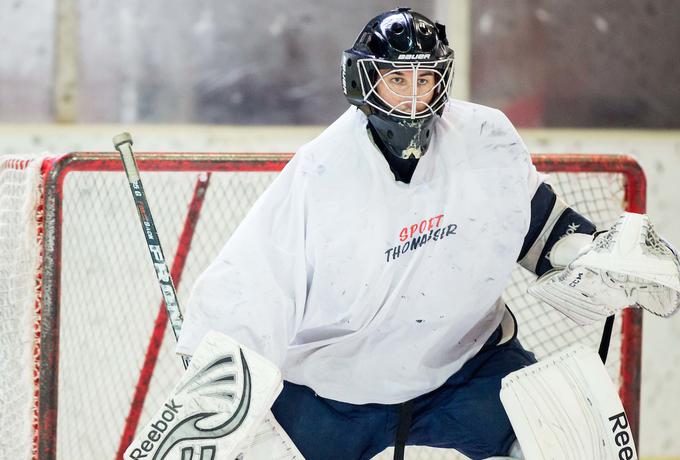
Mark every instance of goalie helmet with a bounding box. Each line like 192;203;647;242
342;8;455;160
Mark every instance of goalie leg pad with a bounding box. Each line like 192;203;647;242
234;414;303;459
483;440;524;460
500;345;638;460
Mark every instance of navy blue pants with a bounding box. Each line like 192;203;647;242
271;328;536;460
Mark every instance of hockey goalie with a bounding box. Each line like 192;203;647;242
125;8;679;460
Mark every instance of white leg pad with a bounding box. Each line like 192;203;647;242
500;345;637;460
235;414;303;459
482;439;524;459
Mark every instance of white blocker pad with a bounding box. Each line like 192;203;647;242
529;213;680;324
124;331;300;460
500;345;637;460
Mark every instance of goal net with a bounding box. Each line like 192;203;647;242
0;152;645;460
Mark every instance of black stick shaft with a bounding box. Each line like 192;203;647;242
113;132;190;369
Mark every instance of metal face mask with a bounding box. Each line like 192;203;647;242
341;8;455;160
359;59;454;120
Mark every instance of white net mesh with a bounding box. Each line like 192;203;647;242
0;153;642;460
0;156;45;460
56;168;278;459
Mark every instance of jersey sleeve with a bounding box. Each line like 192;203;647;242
176;154;309;367
517;182;597;276
487;108;545;197
487;109;597;277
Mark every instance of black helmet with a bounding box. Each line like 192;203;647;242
342;8;454;159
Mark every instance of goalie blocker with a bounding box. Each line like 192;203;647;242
125;331;301;459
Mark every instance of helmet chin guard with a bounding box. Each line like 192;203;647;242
367;113;435;160
341;8;454;160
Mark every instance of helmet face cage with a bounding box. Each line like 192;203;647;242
358;57;454;120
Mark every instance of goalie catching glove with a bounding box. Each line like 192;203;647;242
528;212;680;325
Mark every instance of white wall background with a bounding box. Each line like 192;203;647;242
1;124;679;457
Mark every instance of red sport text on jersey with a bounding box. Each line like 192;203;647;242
399;214;445;242
385;214;458;263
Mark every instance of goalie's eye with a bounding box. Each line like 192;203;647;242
387;76;406;86
417;75;435;86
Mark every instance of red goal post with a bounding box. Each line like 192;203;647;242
0;152;644;460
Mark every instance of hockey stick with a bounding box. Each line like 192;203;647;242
113;133;302;459
113;132;190;369
116;171;211;459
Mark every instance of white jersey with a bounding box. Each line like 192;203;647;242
177;100;543;404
